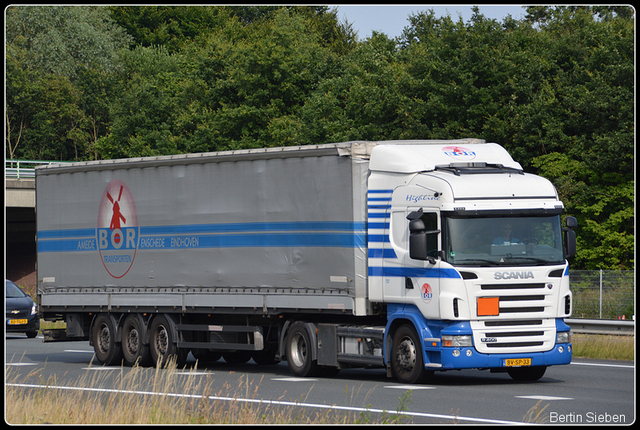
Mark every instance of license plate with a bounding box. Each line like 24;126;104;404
8;319;28;325
505;358;531;367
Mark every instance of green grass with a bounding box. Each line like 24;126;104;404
571;333;635;361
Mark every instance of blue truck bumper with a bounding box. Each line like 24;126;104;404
437;342;572;370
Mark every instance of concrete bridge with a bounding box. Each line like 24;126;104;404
6;177;35;207
6;161;55;285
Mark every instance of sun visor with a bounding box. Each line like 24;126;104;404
369;143;523;173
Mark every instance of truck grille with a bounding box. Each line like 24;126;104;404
472;282;557;353
471;319;556;353
478;283;552;316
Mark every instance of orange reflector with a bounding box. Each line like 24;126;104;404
477;297;500;316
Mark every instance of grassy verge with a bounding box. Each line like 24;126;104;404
6;360;412;425
571;333;634;361
7;330;633;425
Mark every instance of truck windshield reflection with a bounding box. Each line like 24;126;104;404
445;215;565;266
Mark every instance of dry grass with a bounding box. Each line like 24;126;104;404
10;322;631;424
5;359;406;425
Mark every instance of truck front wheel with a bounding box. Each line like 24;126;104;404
507;366;547;381
391;324;431;384
92;314;122;366
285;321;318;377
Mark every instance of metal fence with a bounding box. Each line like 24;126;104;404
571;270;635;320
6;159;68;179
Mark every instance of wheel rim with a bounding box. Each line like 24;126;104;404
154;325;169;356
97;323;111;355
290;332;307;368
396;336;417;372
125;327;140;356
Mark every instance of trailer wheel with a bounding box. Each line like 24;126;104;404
92;314;122;366
507;366;547;381
285;321;318;377
149;315;187;368
122;315;151;367
391;324;430;384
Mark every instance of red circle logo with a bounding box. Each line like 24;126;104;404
96;180;139;278
421;283;433;304
442;146;476;161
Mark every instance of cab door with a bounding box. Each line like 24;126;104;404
402;208;441;319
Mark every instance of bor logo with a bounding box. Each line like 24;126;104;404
442;146;476;161
421;283;433;304
97;180;139;278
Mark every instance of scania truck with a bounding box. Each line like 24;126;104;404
36;139;576;383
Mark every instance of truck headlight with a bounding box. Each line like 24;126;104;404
442;335;473;347
556;331;571;344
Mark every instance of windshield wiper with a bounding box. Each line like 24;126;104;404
454;258;500;266
506;256;558;265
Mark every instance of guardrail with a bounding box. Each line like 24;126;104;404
6;159;68;179
566;318;635;336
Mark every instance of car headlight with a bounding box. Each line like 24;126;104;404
556;331;571;344
442;335;473;347
31;303;37;316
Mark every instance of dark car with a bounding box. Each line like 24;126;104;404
6;279;39;338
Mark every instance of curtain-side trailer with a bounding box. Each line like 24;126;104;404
37;140;576;383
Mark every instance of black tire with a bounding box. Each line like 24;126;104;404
121;314;151;367
223;351;252;364
148;315;187;368
508;366;547;381
92;314;123;366
319;366;341;377
191;349;222;363
252;346;281;365
391;324;431;384
285;321;318;377
26;331;38;339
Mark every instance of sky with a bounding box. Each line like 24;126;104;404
334;4;528;40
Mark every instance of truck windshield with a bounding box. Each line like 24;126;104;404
444;215;565;267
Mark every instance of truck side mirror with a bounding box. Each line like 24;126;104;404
409;219;427;260
565;216;578;229
563;216;578;259
408;216;440;263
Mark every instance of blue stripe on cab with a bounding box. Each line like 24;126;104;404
368;266;461;279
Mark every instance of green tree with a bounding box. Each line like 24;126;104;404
6;5;131;160
6;5;131;79
299;31;409;143
397;6;634;269
98;8;338;157
108;6;229;53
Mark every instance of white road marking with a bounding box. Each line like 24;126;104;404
571;361;634;369
384;385;436;390
64;350;95;354
81;366;121;371
7;382;525;424
516;395;574;401
271;377;318;382
6;362;39;366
